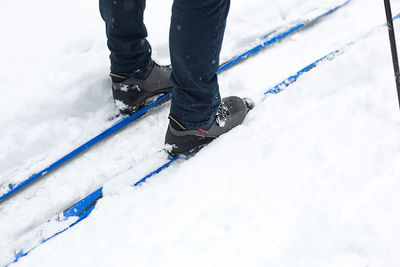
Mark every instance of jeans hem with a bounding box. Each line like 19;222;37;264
111;59;154;80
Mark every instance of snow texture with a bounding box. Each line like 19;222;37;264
1;0;400;266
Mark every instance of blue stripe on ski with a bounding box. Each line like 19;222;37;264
133;157;180;186
6;3;354;265
217;0;351;73
0;1;351;203
264;50;342;95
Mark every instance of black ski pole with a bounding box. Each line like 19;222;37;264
384;0;400;109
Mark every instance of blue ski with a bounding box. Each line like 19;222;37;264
0;0;351;203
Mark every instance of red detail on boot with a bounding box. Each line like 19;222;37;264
198;128;207;133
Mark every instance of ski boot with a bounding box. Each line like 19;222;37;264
165;96;255;157
111;63;173;115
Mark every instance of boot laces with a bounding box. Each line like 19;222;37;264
216;103;230;127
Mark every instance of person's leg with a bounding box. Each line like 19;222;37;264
169;0;230;129
165;0;254;156
100;0;173;115
99;0;153;79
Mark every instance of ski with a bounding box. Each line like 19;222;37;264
0;0;351;203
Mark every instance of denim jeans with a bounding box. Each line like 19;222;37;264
100;0;230;128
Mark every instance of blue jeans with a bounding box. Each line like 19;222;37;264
100;0;230;128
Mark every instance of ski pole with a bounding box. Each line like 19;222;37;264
383;0;400;109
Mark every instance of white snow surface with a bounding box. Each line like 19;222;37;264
1;0;400;266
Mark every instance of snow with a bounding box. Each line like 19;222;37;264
1;0;400;266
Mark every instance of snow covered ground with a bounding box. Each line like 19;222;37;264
1;0;400;266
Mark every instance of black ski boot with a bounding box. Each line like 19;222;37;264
111;63;173;115
165;96;255;157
